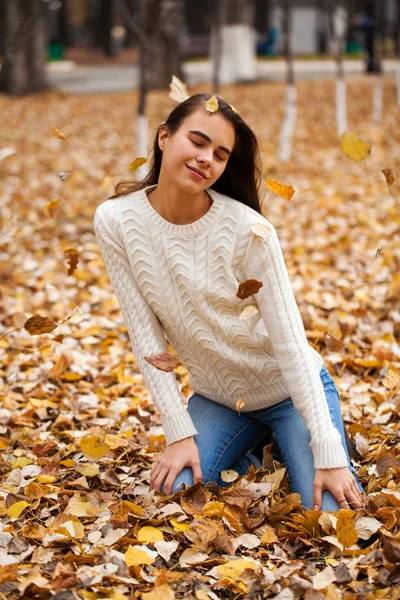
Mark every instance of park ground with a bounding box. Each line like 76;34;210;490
0;75;399;599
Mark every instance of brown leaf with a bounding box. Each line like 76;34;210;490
64;248;79;276
376;453;400;476
382;535;400;563
382;168;395;186
24;314;58;335
236;279;263;300
144;352;181;372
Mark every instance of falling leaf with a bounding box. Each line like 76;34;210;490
266;178;295;200
236;397;245;413
58;170;71;181
128;157;147;171
125;544;157;566
382;168;395;186
7;501;30;519
79;435;111;460
205;95;219;113
44;198;60;218
251;222;272;242
52;127;66;140
137;526;164;543
64;248;79;276
48;354;69;378
336;509;358;548
239;305;259;320
169;75;190;103
236;279;263;300
24;314;58;335
144;352;181;372
341;131;371;162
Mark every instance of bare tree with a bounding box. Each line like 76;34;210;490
0;0;48;95
327;0;348;137
278;0;296;162
123;0;185;179
210;0;256;87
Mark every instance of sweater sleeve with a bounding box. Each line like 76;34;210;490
244;221;349;469
93;202;199;446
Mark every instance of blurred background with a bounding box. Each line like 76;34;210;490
0;0;399;96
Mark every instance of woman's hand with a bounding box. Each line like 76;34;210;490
149;436;203;495
313;467;365;510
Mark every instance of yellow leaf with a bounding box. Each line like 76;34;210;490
104;434;128;449
169;517;190;531
239;305;259;320
125;544;157;566
74;462;99;477
66;500;98;517
336;509;358;548
217;558;259;580
10;457;32;469
205;95;219;113
100;176;112;190
44;198;60;217
251;222;272;242
137;526;164;543
229;104;238;113
128;157;147;171
169;75;190;103
7;501;30;519
53;127;66;140
142;583;175;600
36;475;57;484
202;501;225;518
266;178;295;200
79;435;110;460
122;500;146;516
341;131;372;162
236;397;245;412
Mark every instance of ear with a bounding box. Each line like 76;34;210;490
158;125;169;151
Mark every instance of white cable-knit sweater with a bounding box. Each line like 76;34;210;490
93;184;349;469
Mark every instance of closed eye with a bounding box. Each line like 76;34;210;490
191;139;225;161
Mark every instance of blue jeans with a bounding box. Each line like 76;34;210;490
161;365;364;510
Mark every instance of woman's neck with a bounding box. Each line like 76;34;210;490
146;181;213;225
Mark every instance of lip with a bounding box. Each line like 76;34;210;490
186;164;208;179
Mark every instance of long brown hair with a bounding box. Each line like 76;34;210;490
110;93;262;214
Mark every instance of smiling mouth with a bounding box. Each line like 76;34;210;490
186;165;208;179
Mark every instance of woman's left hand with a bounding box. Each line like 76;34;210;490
313;467;364;510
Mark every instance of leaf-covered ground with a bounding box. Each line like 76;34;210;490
0;75;399;600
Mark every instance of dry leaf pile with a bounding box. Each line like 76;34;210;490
0;75;399;599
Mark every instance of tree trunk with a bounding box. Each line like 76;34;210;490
278;0;296;162
143;0;184;90
210;0;256;86
0;0;48;95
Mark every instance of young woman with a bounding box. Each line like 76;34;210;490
93;93;365;511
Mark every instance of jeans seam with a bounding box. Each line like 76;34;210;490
208;419;255;482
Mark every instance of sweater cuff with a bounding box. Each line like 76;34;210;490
161;409;199;447
310;439;349;469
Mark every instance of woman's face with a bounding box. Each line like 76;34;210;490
158;106;236;193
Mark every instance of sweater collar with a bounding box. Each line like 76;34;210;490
135;184;224;237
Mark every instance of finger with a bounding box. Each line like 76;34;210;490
337;497;349;509
347;487;363;509
153;467;169;493
163;471;179;496
150;463;162;486
313;480;323;511
192;460;203;484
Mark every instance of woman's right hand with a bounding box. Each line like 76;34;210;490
149;436;203;495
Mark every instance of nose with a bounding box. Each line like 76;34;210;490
196;148;213;167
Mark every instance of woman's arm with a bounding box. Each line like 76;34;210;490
244;221;349;470
93;203;198;446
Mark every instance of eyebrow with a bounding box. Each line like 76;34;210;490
188;130;232;155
